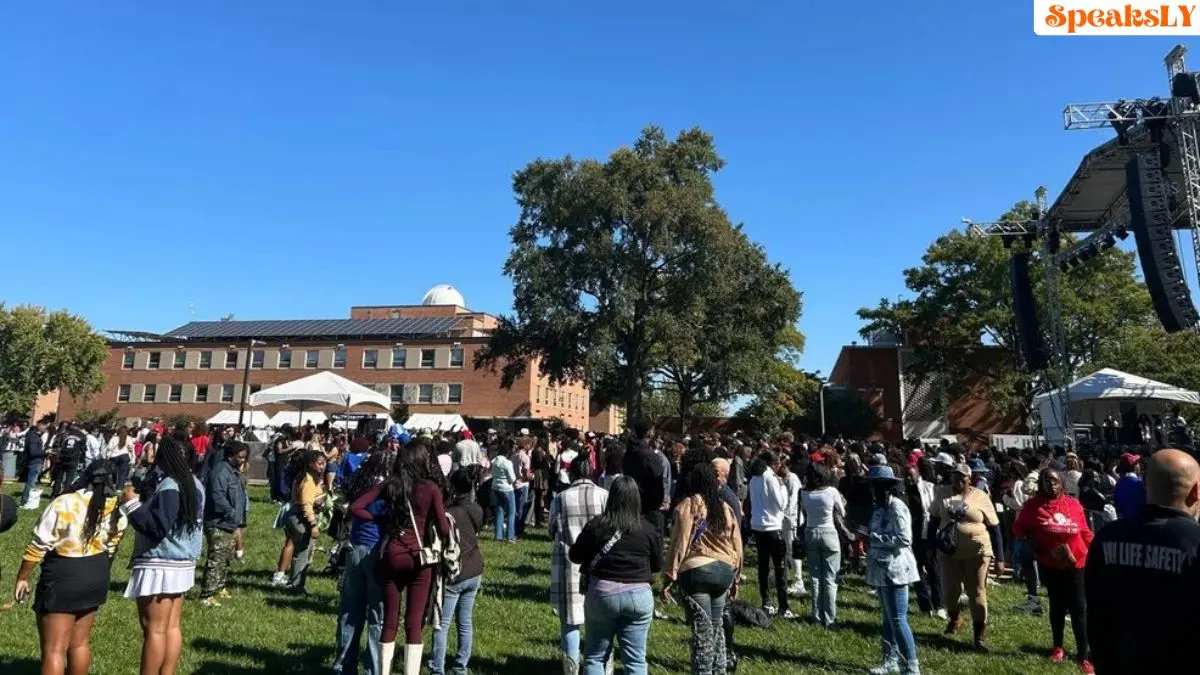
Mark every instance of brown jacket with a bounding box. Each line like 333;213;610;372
665;494;743;580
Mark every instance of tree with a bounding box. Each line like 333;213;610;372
75;405;122;428
0;305;108;417
1087;324;1200;393
857;200;1153;419
477;126;774;421
391;403;410;425
734;352;819;433
642;387;726;427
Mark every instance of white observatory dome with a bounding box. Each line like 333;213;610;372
422;284;466;307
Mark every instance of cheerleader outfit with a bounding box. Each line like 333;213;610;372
120;472;206;598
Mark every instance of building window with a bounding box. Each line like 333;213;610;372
363;349;378;368
390;384;404;404
536;385;542;404
173;351;185;369
449;348;464;368
448;384;463;404
169;385;182;403
278;349;292;369
199;351;212;369
117;384;131;402
195;385;209;403
420;349;435;368
391;348;407;368
148;352;161;370
418;384;433;404
143;386;157;403
122;352;135;369
220;384;235;403
249;384;262;395
334;348;346;368
251;350;265;369
305;350;319;368
225;351;238;369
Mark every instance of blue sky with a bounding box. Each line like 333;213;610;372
0;3;1189;375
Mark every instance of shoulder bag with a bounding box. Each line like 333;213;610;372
407;498;443;567
579;530;622;592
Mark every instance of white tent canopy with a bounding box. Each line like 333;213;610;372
248;371;391;410
1033;368;1200;443
404;413;468;432
206;410;271;427
266;411;329;428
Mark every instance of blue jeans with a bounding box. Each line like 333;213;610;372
331;544;384;675
582;587;654;675
560;621;582;664
21;457;44;505
513;484;529;538
805;527;841;626
429;575;481;675
876;584;919;671
492;489;516;541
679;561;734;675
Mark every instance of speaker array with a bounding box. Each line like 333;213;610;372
1010;250;1049;371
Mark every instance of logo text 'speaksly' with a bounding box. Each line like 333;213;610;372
1036;2;1200;35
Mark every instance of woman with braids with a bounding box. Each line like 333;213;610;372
332;451;393;675
355;439;450;675
11;459;127;675
118;435;205;675
663;461;742;675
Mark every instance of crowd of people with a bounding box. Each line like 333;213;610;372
1;415;1199;675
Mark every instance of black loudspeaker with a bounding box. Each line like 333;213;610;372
1010;251;1049;371
1126;154;1200;332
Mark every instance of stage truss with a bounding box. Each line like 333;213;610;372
965;45;1200;445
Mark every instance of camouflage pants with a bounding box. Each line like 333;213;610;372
201;528;236;598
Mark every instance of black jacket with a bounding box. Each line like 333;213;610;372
448;500;484;583
1085;504;1200;674
203;459;247;532
24;430;45;460
570;516;662;585
622;441;665;515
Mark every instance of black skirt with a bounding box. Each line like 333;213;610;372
34;552;111;615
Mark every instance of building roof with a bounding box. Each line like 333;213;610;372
161;316;462;342
422;285;465;307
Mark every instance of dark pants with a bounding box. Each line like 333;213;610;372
112;454;132;489
753;530;788;612
50;462;78;498
1043;567;1089;660
530;487;546;527
912;537;942;612
380;545;435;644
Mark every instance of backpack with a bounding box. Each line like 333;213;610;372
729;599;772;628
441;512;463;581
59;433;85;464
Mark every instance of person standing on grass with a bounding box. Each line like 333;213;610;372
570;476;662;675
199;442;248;608
106;425;136;490
662;462;741;675
21;420;47;509
780;455;807;598
1013;469;1094;674
333;451;392;675
748;451;793;619
490;442;517;542
12;460;127;675
285;450;327;594
512;436;533;539
864;464;921;675
119;436;205;675
429;466;485;675
801;461;845;628
549;453;609;675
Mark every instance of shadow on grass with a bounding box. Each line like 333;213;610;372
734;643;861;673
0;658;40;675
265;593;338;614
192;638;334;674
482;581;546;604
469;653;551;674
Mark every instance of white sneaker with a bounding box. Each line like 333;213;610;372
787;584;808;597
235;550;244;561
763;605;778;617
869;662;900;675
782;609;798;620
270;572;288;587
934;608;948;620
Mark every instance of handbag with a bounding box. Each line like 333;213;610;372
579;530;622;592
935;520;959;556
406;499;442;567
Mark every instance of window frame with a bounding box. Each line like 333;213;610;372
417;384;434;404
419;349;435;368
251;350;265;369
333;348;346;369
147;352;161;370
362;349;379;369
168;384;182;403
449;348;464;368
143;386;157;403
195;384;209;403
447;383;463;404
199;351;213;369
172;351;186;369
389;384;404;404
278;349;292;369
122;352;135;370
220;384;235;403
305;350;319;369
391;348;407;368
117;384;131;402
224;351;238;369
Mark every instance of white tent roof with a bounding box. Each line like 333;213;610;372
1032;368;1200;406
248;371;390;410
206;410;272;427
266;411;329;428
404;413;468;432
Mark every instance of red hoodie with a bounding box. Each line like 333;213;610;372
1012;493;1094;570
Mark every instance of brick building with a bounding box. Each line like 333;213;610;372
57;286;601;431
828;335;1025;445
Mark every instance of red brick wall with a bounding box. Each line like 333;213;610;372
349;305;464;319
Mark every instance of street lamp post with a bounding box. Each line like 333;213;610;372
238;339;265;428
819;382;832;436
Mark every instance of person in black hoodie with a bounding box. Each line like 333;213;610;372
570;476;662;675
199;442;248;607
21;421;47;508
621;420;666;539
430;466;486;675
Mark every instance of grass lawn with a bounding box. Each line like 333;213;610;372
0;486;1081;674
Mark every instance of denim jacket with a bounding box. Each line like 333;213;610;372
865;495;920;588
123;473;206;563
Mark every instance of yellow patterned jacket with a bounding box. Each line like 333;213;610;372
23;490;128;563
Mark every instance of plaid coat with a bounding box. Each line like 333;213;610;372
548;479;608;625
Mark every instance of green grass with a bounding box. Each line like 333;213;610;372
0;486;1079;674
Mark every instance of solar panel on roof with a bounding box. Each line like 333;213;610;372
162;316;461;340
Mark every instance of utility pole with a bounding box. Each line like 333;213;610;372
238;339;265;428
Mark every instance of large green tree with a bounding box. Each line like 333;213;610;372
857;200;1154;418
0;304;108;416
1087;324;1200;392
477;126;801;421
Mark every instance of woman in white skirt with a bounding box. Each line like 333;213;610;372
118;436;205;675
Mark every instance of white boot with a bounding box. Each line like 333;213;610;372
380;642;396;675
403;644;422;675
562;656;579;675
